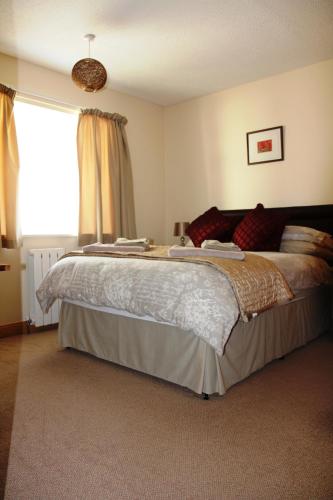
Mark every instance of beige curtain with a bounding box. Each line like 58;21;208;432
0;84;20;248
77;108;137;246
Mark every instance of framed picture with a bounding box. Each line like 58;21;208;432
247;126;284;165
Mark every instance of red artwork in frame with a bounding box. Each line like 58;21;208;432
246;126;284;165
257;139;272;153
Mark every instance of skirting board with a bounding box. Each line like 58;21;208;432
0;321;58;338
0;321;28;338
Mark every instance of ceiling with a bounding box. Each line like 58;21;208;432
1;0;333;106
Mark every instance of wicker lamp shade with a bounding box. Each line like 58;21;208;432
72;34;107;93
72;57;107;92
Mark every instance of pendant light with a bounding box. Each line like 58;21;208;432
71;34;107;92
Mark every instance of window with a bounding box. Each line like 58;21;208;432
14;99;79;236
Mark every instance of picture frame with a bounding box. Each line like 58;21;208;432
246;126;284;165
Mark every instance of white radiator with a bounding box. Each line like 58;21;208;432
28;248;65;327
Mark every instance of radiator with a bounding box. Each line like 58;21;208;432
28;248;65;327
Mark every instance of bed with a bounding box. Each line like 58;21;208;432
37;204;333;397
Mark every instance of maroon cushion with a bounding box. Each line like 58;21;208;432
232;204;287;251
215;215;242;242
186;207;239;247
258;219;288;251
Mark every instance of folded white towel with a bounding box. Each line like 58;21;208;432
82;243;147;253
115;237;150;249
201;240;242;251
168;245;245;260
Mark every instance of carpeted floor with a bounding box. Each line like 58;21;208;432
1;330;333;499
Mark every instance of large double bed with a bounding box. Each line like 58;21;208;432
37;204;333;397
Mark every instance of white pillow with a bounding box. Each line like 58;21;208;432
280;240;333;260
281;225;333;250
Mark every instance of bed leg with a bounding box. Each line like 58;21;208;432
202;393;210;400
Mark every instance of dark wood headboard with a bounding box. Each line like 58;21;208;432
221;204;333;236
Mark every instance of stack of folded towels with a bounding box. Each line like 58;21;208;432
201;240;242;252
168;240;245;260
83;238;150;253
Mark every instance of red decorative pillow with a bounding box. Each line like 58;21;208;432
186;207;238;247
258;220;287;251
215;215;242;243
232;204;287;251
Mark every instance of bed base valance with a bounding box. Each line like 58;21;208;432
59;286;332;397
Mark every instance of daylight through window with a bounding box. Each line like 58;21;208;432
14;100;79;236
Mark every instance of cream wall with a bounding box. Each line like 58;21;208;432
164;59;333;242
0;52;165;324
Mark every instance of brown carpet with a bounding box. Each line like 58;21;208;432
1;330;332;499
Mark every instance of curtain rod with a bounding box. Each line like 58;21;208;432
15;89;81;113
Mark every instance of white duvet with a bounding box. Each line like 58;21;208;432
252;252;332;290
36;252;332;356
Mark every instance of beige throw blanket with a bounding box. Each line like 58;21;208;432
63;246;293;321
